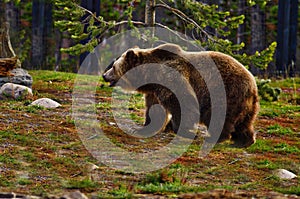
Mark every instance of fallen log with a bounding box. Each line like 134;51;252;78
0;57;17;76
0;22;21;77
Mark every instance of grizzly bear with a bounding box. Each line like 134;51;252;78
102;43;259;147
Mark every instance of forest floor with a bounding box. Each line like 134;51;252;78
0;70;299;198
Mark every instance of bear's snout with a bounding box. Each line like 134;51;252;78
102;59;118;87
102;69;117;87
102;73;109;82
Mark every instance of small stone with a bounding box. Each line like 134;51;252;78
31;98;61;109
61;191;88;199
85;162;99;172
274;169;297;179
0;83;33;99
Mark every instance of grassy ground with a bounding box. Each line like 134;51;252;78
0;70;299;198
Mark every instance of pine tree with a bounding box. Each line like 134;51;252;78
53;0;276;70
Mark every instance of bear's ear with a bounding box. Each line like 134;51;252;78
126;50;137;60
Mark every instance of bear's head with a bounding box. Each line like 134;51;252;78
102;44;183;87
102;47;148;87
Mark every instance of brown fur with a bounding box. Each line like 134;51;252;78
102;43;259;147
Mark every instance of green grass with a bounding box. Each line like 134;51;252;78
136;164;208;195
20;151;37;162
247;139;300;155
259;101;300;118
0;155;21;169
255;160;281;170
267;124;294;135
269;77;300;88
137;182;197;194
0;176;13;187
273;143;300;154
276;185;300;195
0;131;37;148
29;70;77;82
247;139;273;153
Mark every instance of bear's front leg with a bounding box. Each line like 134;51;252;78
144;93;159;126
144;92;173;131
159;92;199;139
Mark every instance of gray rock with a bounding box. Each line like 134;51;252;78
31;98;61;109
0;192;15;198
0;68;33;88
0;192;41;199
61;191;88;199
274;169;297;179
0;83;33;99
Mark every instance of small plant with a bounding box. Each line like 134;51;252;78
25;104;44;113
257;79;281;102
65;115;75;125
288;78;300;105
18;178;33;185
107;184;133;198
136;164;194;194
64;178;99;192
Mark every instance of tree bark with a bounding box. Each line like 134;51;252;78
250;4;265;75
145;0;155;26
31;0;52;70
237;0;246;46
0;24;19;76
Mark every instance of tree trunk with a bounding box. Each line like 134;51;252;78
0;2;5;25
145;0;155;26
6;2;20;53
31;0;52;70
0;1;21;75
31;0;45;69
275;0;298;77
250;4;265;75
276;0;290;76
237;0;246;46
287;0;298;77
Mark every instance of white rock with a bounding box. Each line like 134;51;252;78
31;98;61;109
274;169;297;179
0;83;33;99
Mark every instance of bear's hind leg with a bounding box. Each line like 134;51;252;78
231;91;258;147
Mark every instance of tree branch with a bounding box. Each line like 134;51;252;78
97;20;146;43
75;4;109;25
154;2;216;43
155;23;199;49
